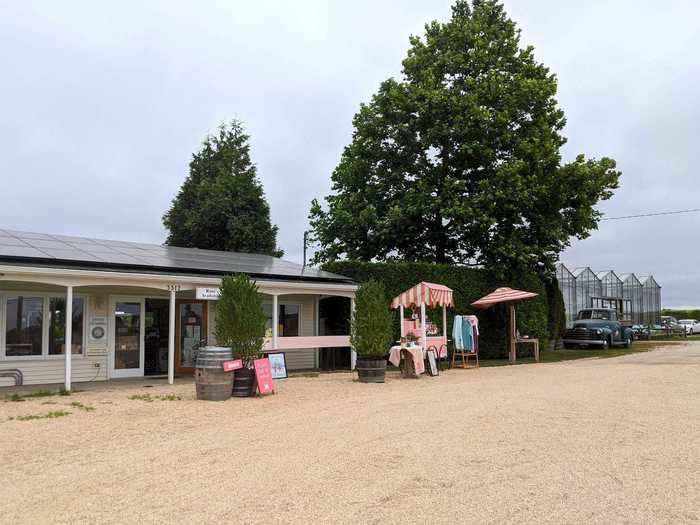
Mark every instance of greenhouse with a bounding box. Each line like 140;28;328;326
556;264;661;327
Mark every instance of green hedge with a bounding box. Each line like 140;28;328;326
661;309;700;320
323;260;560;359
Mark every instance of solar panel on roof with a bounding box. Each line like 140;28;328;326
0;229;352;282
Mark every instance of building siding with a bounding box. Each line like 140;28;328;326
0;356;108;387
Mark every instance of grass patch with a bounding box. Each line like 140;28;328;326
128;393;182;402
475;345;650;368
9;410;71;421
41;401;58;405
5;388;78;402
296;372;320;378
70;401;95;412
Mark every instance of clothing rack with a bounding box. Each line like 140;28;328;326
451;315;479;369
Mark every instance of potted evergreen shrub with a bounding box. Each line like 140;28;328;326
215;274;267;397
351;281;393;383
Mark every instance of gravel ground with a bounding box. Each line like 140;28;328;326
2;343;699;524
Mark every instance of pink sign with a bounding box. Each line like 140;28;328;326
253;358;275;395
223;359;243;372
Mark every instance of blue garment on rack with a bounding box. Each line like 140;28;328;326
453;315;474;351
452;316;463;350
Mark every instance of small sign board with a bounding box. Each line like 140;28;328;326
426;349;439;377
253;358;275;395
223;359;243;372
195;287;221;300
267;352;288;379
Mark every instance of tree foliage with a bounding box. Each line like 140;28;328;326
163;120;283;257
214;274;267;365
309;0;620;274
351;281;394;359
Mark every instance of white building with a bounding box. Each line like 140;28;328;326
0;229;356;389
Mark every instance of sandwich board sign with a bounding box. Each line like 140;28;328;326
253;358;275;395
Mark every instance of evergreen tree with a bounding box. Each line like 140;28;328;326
163;120;283;257
309;0;619;274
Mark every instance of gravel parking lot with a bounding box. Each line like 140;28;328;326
2;343;699;524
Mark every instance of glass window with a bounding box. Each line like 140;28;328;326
48;297;85;355
263;303;300;337
5;296;44;357
179;303;203;368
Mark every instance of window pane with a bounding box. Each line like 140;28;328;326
49;297;85;355
262;303;300;337
179;303;203;368
5;297;43;357
262;303;273;338
280;304;299;337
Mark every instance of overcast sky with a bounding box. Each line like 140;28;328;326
2;1;699;306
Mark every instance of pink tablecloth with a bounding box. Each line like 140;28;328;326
389;345;426;375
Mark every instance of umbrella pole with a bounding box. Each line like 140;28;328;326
399;304;405;338
509;304;516;363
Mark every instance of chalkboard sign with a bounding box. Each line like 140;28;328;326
426;349;439;377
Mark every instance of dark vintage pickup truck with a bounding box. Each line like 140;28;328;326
563;308;634;349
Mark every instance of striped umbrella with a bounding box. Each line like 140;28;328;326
471;287;538;308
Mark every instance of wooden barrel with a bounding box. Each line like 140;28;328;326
232;367;257;397
356;358;387;383
195;347;234;401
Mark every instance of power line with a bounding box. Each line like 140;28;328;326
600;208;700;221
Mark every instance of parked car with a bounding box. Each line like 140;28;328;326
678;319;700;335
563;308;633;349
661;316;687;337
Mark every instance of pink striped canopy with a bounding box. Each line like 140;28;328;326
471;287;538;309
390;282;454;309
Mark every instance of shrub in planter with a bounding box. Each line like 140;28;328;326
351;281;393;383
215;274;267;397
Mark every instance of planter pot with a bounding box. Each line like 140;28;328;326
232;367;257;397
356;358;387;383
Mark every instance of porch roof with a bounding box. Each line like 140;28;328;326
0;229;353;284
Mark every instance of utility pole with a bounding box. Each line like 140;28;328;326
302;231;309;269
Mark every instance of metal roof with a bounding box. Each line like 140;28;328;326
0;229;353;283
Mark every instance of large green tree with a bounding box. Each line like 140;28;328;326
163;120;283;257
309;0;619;273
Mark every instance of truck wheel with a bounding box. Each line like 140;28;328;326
623;336;631;349
563;343;574;349
602;338;610;350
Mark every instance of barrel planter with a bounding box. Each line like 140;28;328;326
195;347;234;401
232;367;257;397
356;358;387;383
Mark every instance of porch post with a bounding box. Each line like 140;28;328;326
399;304;405;337
272;294;279;349
350;297;356;370
442;304;447;342
509;304;516;363
168;290;176;385
64;286;73;391
420;302;427;349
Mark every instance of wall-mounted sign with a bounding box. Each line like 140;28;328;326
89;316;107;343
253;358;275;395
195;287;221;300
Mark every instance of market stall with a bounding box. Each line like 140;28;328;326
471;287;540;363
390;282;454;358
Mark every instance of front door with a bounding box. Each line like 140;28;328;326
110;297;145;378
175;300;208;376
